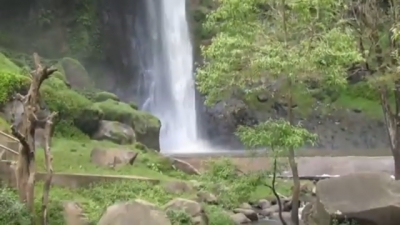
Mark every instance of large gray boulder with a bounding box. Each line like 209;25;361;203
92;120;135;144
315;172;400;225
98;199;171;225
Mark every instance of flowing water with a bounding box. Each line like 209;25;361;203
136;0;203;152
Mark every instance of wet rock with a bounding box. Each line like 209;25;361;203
233;208;258;221
229;213;251;224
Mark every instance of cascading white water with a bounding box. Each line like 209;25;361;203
138;0;201;152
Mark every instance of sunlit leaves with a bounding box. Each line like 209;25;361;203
196;0;361;106
236;119;317;153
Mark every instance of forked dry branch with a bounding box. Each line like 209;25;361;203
10;53;57;224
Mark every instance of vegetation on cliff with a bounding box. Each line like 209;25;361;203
0;51;286;225
195;0;400;223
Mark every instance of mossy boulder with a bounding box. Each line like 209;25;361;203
0;52;20;73
93;99;161;151
93;91;120;102
58;57;92;89
40;76;97;136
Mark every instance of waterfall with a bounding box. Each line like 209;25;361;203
135;0;202;152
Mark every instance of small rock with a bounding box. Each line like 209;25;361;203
197;191;218;204
257;199;271;209
63;201;89;225
164;198;203;217
239;202;252;209
162;181;194;194
189;180;203;189
170;158;201;175
229;213;251;224
233;208;258;221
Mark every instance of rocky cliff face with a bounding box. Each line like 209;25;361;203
0;0;390;152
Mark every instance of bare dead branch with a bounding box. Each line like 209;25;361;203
12;53;58;221
33;53;42;72
41;111;57;225
13;93;26;102
10;125;29;150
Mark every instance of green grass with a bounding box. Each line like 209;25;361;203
333;94;384;118
35;138;180;180
2;137;295;224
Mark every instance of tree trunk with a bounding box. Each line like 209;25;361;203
287;81;300;225
11;53;57;223
380;86;400;180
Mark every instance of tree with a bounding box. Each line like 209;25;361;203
10;53;57;224
237;119;316;225
196;0;361;224
347;0;400;179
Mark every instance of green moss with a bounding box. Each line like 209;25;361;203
0;52;20;73
51;71;67;82
93;91;119;102
59;57;92;88
41;76;92;137
0;188;31;225
0;71;30;105
129;102;139;110
0;116;10;132
93;99;160;133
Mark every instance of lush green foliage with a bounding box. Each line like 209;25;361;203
0;52;21;73
0;71;30;105
196;0;361;106
0;188;31;225
31;144;284;224
237;119;317;152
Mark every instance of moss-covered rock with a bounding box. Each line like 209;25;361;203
129;102;138;110
0;52;20;73
40;76;93;137
59;57;93;89
93;99;161;151
93;91;120;102
92;120;135;144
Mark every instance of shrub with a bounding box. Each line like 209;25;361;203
0;71;30;105
0;188;31;225
200;158;262;209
